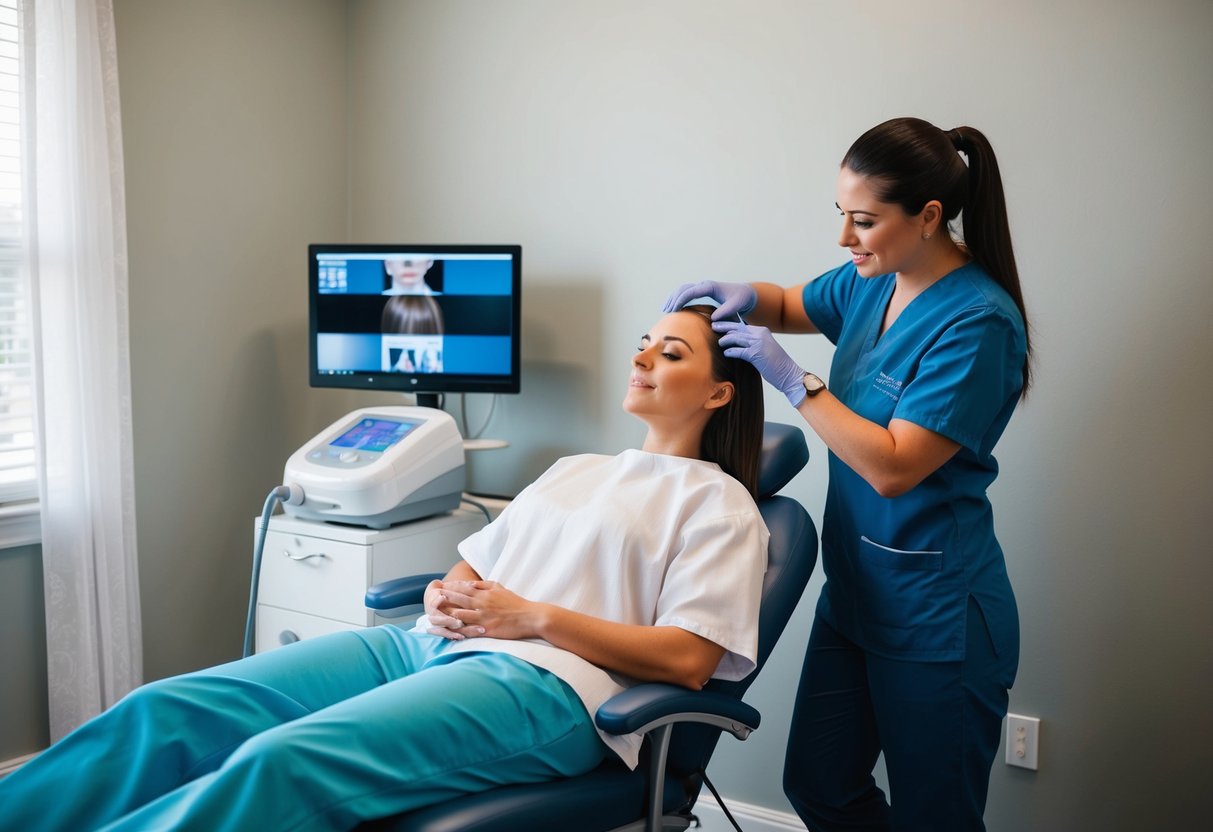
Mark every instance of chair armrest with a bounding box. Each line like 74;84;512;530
600;684;763;832
364;572;446;614
595;683;761;741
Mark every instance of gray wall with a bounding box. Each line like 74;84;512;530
5;1;1210;829
0;544;47;758
112;0;366;682
346;2;1213;829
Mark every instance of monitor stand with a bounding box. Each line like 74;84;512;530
410;392;508;450
463;438;508;450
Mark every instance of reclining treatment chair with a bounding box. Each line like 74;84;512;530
361;421;819;832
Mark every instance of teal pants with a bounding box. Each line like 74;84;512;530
0;627;606;831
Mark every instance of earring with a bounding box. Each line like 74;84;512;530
922;232;932;240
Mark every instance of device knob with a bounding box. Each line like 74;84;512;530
278;630;300;646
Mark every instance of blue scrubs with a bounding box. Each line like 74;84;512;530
0;627;605;831
784;261;1025;831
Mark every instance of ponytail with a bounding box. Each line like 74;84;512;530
843;118;1033;397
944;126;1032;396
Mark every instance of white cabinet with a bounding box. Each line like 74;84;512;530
253;506;490;653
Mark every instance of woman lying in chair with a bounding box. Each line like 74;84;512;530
0;306;768;832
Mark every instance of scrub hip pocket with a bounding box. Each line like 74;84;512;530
857;535;961;655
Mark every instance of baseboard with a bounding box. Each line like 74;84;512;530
693;797;806;832
0;752;37;779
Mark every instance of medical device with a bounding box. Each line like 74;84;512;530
308;243;522;407
243;245;520;657
281;406;466;529
243;405;469;657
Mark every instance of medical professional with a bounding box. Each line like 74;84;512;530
664;117;1031;831
0;306;768;832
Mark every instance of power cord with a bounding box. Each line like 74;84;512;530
460;496;494;524
701;771;745;832
459;393;497;440
243;484;303;658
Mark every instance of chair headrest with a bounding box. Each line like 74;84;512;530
758;421;809;498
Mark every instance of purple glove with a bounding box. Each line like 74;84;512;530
661;281;757;320
714;321;806;407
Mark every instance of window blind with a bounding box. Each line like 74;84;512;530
0;0;36;515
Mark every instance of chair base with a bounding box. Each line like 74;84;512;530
358;759;694;832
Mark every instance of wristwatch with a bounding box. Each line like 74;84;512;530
802;372;826;397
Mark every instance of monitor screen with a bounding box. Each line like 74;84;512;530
309;244;522;402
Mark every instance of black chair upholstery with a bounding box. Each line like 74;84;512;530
360;421;819;832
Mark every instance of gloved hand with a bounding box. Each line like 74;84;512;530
661;281;757;320
714;321;807;407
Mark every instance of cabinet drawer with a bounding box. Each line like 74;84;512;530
258;530;369;623
255;604;364;653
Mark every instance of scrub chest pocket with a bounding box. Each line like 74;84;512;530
856;535;965;657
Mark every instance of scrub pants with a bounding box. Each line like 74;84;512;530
0;627;606;832
784;597;1017;832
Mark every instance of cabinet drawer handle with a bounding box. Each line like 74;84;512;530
283;550;329;562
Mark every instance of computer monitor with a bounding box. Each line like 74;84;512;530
309;243;521;407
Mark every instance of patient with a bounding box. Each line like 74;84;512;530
0;306;767;832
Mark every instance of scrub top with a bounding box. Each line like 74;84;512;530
802;260;1025;663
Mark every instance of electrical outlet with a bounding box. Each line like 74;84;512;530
1005;714;1040;770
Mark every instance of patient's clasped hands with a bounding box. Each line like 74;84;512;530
424;578;539;641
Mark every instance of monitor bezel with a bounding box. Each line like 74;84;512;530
308;243;522;397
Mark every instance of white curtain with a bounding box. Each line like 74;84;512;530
27;0;141;741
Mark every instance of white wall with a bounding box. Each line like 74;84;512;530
346;1;1213;829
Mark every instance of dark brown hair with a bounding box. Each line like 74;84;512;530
681;305;764;498
842;117;1032;397
381;295;444;335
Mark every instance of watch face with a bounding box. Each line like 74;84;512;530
804;373;825;394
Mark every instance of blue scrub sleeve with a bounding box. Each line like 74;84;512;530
800;263;861;344
893;307;1025;454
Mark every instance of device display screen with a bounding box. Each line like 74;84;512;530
328;418;421;453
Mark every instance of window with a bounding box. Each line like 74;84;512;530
0;0;37;546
